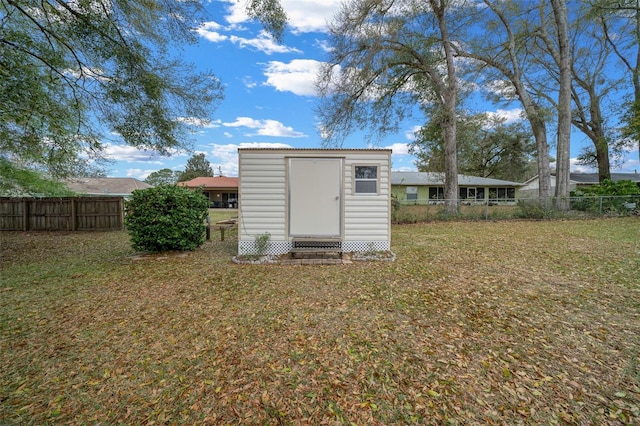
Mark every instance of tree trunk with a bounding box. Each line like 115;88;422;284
530;117;552;201
431;0;459;215
442;112;458;214
594;133;611;182
590;94;611;182
551;0;572;211
518;85;551;201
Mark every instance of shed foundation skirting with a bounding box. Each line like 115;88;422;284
238;240;390;256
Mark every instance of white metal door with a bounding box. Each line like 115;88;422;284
288;158;342;237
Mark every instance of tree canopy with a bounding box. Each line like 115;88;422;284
317;0;467;213
178;153;212;182
0;157;76;196
412;113;536;183
0;0;286;191
144;168;181;186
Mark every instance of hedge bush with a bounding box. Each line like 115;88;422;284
570;179;640;214
124;185;209;252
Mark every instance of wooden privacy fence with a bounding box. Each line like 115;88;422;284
0;197;124;231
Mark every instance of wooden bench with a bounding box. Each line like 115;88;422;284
206;219;237;241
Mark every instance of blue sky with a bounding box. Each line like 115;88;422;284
103;0;639;179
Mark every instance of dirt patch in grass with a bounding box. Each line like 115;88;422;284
1;218;639;424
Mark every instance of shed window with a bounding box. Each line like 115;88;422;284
354;166;378;194
406;186;418;200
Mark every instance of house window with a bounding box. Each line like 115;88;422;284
459;187;477;200
487;187;515;201
406;186;418;201
354;165;378;194
428;187;444;200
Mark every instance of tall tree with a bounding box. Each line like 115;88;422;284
534;2;627;182
566;15;617;181
533;0;573;209
0;0;286;184
144;168;181;186
452;0;553;200
588;0;640;162
317;0;467;214
178;153;212;182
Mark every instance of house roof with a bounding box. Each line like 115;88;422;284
570;172;640;183
178;176;239;189
522;172;640;187
391;172;522;187
65;177;152;195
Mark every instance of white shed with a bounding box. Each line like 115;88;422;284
237;148;392;256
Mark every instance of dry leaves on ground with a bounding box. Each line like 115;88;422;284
1;218;639;424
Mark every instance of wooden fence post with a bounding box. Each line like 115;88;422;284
22;198;29;231
119;197;125;230
70;197;77;231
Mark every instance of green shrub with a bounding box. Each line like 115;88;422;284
516;199;555;219
254;232;271;256
390;195;401;222
571;180;640;214
393;207;423;223
125;185;209;252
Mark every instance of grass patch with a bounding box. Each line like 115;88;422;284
1;218;639;424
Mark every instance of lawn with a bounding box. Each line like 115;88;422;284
1;218;639;424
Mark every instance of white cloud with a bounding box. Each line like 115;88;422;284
263;59;322;96
570;154;640;174
242;76;257;89
197;22;300;54
103;144;175;163
404;125;422;141
223;117;306;137
569;158;596;173
195;21;229;42
221;0;341;34
280;0;341;33
176;117;221;128
485;108;524;124
620;158;640;173
229;31;301;54
206;142;293;176
125;168;156;180
484;79;517;100
392;165;417;172
384;143;410;155
315;38;333;52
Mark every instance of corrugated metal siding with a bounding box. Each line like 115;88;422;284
238;149;390;249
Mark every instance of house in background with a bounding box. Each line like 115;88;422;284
391;172;522;204
65;177;152;197
519;172;640;198
178;176;239;208
237;148;391;256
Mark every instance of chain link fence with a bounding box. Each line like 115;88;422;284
391;195;640;223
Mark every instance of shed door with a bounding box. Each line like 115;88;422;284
288;158;342;238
